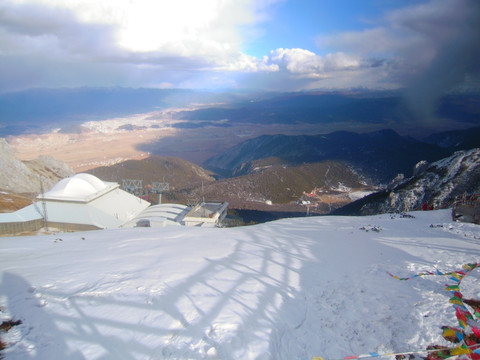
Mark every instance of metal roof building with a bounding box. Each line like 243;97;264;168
122;202;229;228
122;203;191;228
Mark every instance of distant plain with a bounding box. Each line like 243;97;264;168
3;89;479;173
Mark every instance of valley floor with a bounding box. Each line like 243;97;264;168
1;210;480;359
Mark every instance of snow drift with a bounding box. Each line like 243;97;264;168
1;210;480;359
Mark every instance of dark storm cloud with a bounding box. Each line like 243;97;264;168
396;0;480;120
319;0;480;121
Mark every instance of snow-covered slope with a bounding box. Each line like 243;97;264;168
336;148;480;215
400;148;480;208
1;210;480;359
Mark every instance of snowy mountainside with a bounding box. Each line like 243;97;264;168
335;148;480;215
1;210;480;359
0;138;74;194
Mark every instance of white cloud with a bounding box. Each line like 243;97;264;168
219;53;278;73
0;0;401;92
0;0;477;93
0;0;284;91
269;48;361;78
2;0;258;57
316;0;480;91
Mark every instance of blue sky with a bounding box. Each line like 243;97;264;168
0;0;478;94
242;0;403;56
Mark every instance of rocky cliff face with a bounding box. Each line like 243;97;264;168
334;148;480;215
0;138;74;194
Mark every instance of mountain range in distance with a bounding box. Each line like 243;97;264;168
85;155;377;219
204;127;480;183
81;126;480;222
200;126;480;218
170;91;480;134
1;87;479;223
1;87;479;138
1;126;479;224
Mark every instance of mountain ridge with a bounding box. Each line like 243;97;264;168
177;160;376;214
173;92;480;130
86;156;216;193
204;128;453;183
332;148;480;216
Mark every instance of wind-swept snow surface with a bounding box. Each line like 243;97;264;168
1;210;480;359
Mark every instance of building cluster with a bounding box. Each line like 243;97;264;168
0;173;228;236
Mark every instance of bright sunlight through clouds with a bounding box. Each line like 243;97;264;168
0;0;478;92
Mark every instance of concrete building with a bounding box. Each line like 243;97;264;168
0;173;150;235
0;174;229;235
183;202;229;227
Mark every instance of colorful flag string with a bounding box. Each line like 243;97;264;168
386;263;480;282
313;262;480;360
387;263;480;331
312;343;480;360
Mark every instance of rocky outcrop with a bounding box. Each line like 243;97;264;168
334;149;480;215
0;138;74;194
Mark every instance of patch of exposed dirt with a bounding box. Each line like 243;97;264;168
0;319;22;357
0;192;34;212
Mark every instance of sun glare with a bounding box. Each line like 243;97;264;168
115;1;218;52
14;0;225;53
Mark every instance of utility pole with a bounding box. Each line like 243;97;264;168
39;178;49;231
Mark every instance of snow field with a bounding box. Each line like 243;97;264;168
1;209;480;359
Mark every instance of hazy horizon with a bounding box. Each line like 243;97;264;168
1;0;479;165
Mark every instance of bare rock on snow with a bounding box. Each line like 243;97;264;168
335;148;480;215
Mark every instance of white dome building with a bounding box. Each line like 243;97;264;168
42;173;115;202
0;174;150;234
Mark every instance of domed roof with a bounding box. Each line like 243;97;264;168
41;173;116;201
